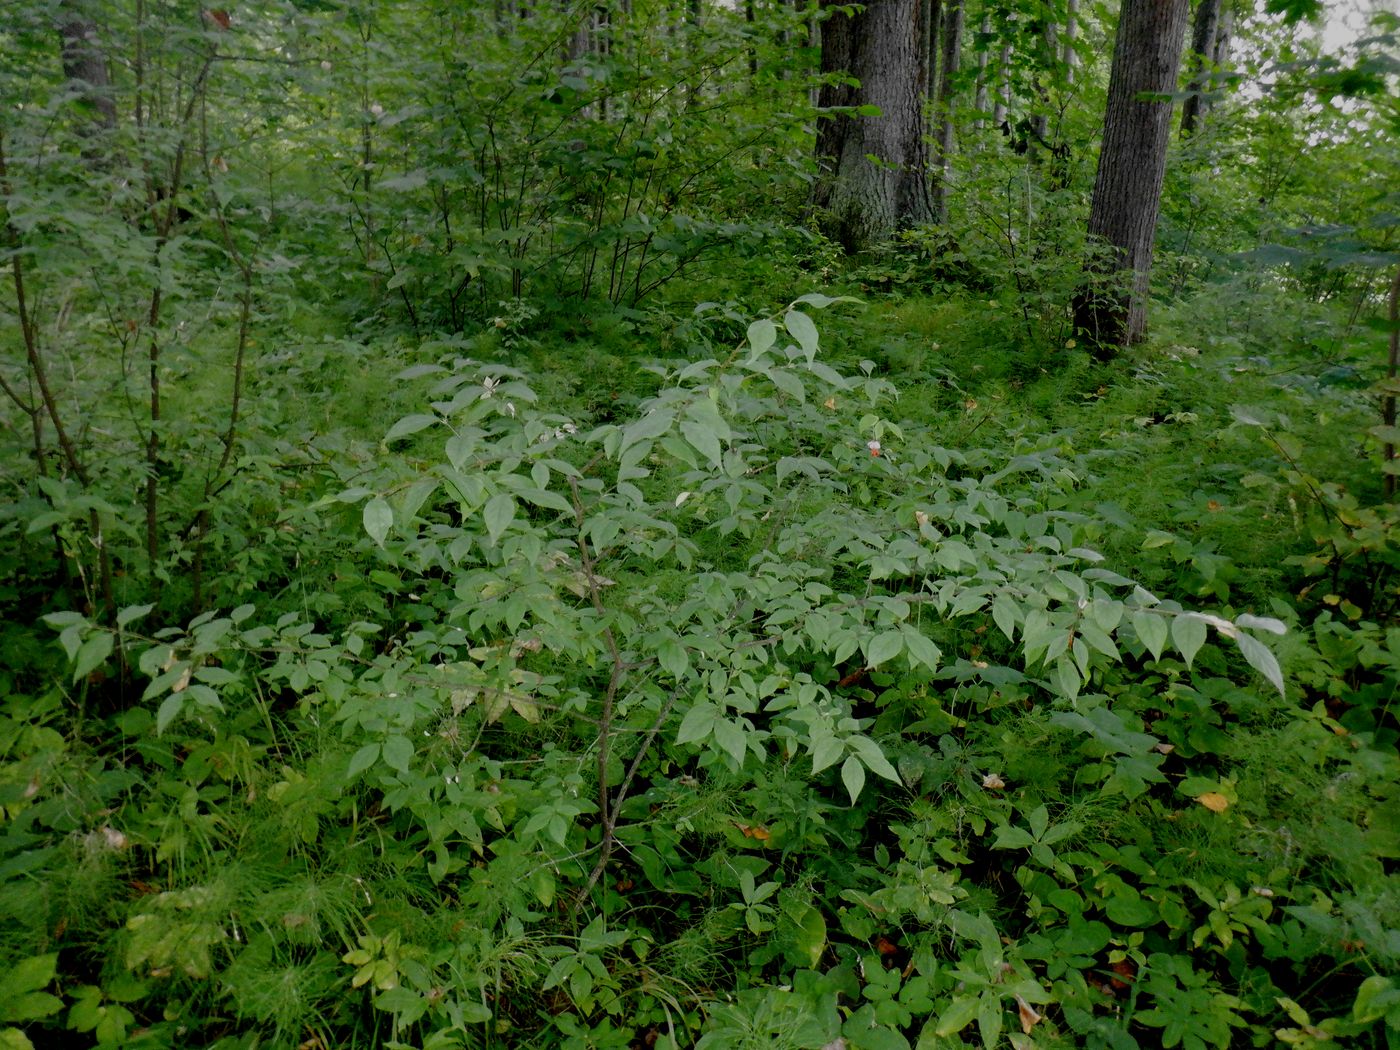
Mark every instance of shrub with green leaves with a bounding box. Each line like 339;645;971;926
23;301;1388;1050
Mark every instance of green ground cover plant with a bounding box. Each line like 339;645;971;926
4;294;1397;1048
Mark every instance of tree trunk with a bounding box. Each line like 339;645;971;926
972;14;989;129
925;0;943;106
745;0;758;81
1064;0;1079;83
931;0;962;223
1031;10;1056;143
1213;1;1232;67
58;2;117;131
814;0;932;252
1072;0;1189;354
993;42;1011;127
1180;0;1221;137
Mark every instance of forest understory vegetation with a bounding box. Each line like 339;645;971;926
2;1;1398;1048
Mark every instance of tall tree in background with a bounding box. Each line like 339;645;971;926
972;12;990;126
814;0;932;251
1063;0;1079;82
1072;0;1189;353
930;0;963;222
1180;0;1221;136
57;0;115;132
924;0;943;106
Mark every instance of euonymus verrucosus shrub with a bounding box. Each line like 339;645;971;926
39;298;1318;1047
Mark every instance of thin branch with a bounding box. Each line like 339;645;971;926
566;474;626;914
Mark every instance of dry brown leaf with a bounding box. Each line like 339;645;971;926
1015;994;1042;1034
733;822;771;841
1197;792;1229;813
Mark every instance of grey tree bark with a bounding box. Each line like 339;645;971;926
931;0;963;222
814;0;933;251
1072;0;1190;354
973;13;990;128
1063;0;1079;83
1212;1;1233;68
924;0;943;106
1031;10;1056;143
58;2;116;131
992;42;1011;127
1180;0;1221;137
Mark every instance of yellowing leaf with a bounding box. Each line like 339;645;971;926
1197;792;1230;813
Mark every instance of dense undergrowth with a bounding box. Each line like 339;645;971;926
3;276;1397;1049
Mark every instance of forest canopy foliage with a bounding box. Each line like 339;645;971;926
1;0;1398;1048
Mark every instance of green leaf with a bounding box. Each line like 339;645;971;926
793;292;848;309
1353;975;1397;1025
783;902;827;969
0;954;57;998
1235;632;1285;697
1026;804;1049;839
156;694;183;735
747;318;777;354
841;756;866;804
677;702;717;745
395;478;438;524
1133;610;1169;660
381;735;413;773
116;604;155;628
977;993;1004;1049
1142;530;1176;549
483;493;516;545
383;413;437;442
901;627;942;671
347;743;381;779
847;737;901;783
396;363;447;380
363;498;393;547
680;419;723;468
519;487;573;514
620;408;674;453
24;511;67;535
657;636;690;679
810;735;843;775
445;432;479;471
934;996;979;1037
1263;0;1323;25
1104;893;1156;926
784;310;819;357
1172;614;1208;669
1235;613;1285;635
1054;654;1081;702
72;632;113;684
712;719;748;767
769;368;806;402
992;825;1035;850
0;955;62;1026
991;595;1018;642
864;631;903;668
